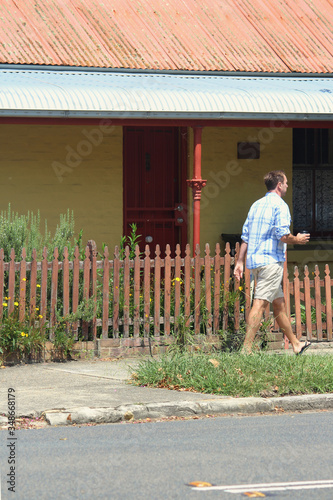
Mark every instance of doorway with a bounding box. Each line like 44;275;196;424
123;127;187;255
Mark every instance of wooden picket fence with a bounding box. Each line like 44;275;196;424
0;241;332;343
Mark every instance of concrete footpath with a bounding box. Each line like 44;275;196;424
1;349;333;427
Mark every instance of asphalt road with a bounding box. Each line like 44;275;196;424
1;411;333;500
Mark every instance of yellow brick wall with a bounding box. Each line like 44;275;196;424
192;126;293;251
0;123;123;250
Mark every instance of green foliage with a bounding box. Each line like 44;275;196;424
119;223;142;259
168;314;195;353
51;328;75;360
132;351;333;397
0;204;46;261
50;296;100;359
0;204;82;261
0;305;45;363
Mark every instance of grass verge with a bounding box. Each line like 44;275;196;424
131;351;333;398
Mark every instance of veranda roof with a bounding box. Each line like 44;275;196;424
0;68;332;121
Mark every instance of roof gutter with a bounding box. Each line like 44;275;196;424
0;63;332;79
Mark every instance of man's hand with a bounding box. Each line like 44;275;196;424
280;233;310;245
234;261;244;280
296;232;310;244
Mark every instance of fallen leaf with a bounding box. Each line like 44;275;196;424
124;411;134;421
209;359;219;368
189;481;212;488
66;414;72;422
243;492;266;497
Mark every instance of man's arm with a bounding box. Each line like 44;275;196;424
234;241;248;280
280;233;310;245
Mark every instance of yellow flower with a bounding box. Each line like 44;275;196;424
238;286;243;291
38;315;43;319
35;308;39;311
21;332;25;336
2;303;7;307
25;333;28;337
175;277;181;282
22;278;26;281
14;301;19;306
36;284;41;288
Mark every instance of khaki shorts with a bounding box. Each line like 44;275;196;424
252;262;284;303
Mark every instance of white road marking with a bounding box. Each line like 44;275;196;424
192;479;333;493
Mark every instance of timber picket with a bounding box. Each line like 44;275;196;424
174;244;181;329
8;249;15;314
72;246;80;338
82;246;90;339
303;266;312;337
325;265;332;340
184;244;191;327
49;248;59;339
0;249;4;319
213;243;221;334
223;243;231;331
204;244;212;335
40;247;48;328
123;246;130;338
144;245;151;337
314;265;323;340
164;244;171;336
194;244;201;335
0;241;332;345
154;245;161;337
30;249;38;322
233;242;240;331
19;248;27;322
293;267;302;338
113;246;120;338
89;241;97;339
63;247;70;319
102;246;109;339
133;246;140;337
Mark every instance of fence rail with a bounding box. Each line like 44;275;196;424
0;242;332;343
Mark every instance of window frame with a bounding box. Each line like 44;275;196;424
292;128;333;239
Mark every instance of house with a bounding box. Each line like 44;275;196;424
0;0;332;269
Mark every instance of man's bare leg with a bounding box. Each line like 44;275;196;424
243;298;268;353
272;297;309;354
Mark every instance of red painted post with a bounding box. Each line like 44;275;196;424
187;126;206;252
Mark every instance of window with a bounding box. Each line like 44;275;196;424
292;129;333;237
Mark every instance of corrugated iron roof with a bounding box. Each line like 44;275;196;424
0;69;332;119
0;0;332;73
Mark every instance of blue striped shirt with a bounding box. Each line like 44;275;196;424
241;192;291;269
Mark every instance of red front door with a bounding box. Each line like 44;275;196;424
123;127;187;255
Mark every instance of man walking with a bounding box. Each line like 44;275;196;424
234;170;311;355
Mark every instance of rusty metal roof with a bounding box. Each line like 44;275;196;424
1;69;332;120
0;0;332;73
